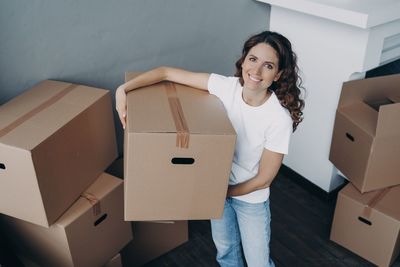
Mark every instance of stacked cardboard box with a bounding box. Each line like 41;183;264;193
121;220;188;267
0;80;132;267
329;74;400;267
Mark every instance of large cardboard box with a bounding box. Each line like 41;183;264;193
329;74;400;193
0;80;117;227
330;183;400;267
124;72;236;221
121;220;188;267
0;173;132;267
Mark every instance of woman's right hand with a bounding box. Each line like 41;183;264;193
115;85;127;129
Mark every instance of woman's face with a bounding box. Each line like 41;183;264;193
241;43;281;92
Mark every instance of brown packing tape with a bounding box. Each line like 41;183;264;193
81;192;102;216
361;187;392;219
164;82;190;149
0;83;79;138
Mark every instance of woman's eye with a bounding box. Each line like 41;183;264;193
264;64;273;70
249;57;256;62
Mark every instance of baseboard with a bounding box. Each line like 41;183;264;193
279;165;347;202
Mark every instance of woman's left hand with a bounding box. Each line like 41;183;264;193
115;85;127;129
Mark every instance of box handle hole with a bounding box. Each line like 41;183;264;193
0;163;5;170
358;216;372;226
171;157;195;165
346;133;355;142
94;213;107;226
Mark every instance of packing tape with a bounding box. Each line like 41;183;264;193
164;82;190;149
0;83;78;138
81;192;102;216
361;186;391;219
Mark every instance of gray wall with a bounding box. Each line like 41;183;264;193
0;0;270;153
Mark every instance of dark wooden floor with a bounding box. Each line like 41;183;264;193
143;172;400;267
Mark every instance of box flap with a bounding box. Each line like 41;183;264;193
339;102;378;137
0;81;109;150
375;186;400;222
376;102;400;136
125;75;235;136
56;173;122;227
341;183;400;222
338;74;400;108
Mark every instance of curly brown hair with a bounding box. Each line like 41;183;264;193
235;31;305;131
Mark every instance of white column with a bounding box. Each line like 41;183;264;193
256;0;400;192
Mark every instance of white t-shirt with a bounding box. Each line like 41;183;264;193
208;73;293;203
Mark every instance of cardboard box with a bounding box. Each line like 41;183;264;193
0;80;117;227
104;253;122;267
329;74;400;193
0;173;132;267
121;220;188;267
124;72;236;221
330;183;400;267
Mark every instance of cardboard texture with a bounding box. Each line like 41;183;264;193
121;220;188;267
329;74;400;193
105;158;188;266
0;173;132;267
123;72;236;221
104;253;122;267
0;80;118;227
330;183;400;267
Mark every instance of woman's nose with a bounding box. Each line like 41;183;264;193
254;64;263;75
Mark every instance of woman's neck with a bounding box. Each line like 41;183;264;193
242;88;271;107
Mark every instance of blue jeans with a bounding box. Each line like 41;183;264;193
211;198;275;267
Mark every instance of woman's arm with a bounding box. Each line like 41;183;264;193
227;149;283;197
115;66;210;129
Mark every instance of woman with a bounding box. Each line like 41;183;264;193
115;31;304;267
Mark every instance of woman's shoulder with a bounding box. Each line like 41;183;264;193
208;73;241;93
210;73;240;84
269;93;292;123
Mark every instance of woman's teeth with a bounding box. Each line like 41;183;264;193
249;75;261;82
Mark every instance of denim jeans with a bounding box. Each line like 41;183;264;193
211;198;275;267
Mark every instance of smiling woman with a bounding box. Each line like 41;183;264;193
115;31;304;267
234;31;304;132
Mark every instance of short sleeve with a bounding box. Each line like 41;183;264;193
264;117;292;155
207;73;238;104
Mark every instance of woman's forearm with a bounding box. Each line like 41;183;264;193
121;66;168;93
227;173;274;197
121;66;209;93
227;149;283;197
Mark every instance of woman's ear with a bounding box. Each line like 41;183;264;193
274;70;283;82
